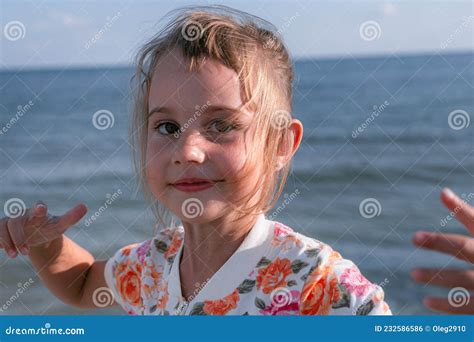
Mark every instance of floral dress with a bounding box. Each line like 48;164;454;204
104;214;392;315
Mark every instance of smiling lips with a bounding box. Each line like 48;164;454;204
171;178;222;193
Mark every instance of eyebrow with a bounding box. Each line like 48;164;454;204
147;105;241;118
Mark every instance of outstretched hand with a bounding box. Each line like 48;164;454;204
411;188;474;314
0;201;88;258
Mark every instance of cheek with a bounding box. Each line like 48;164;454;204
145;137;167;188
218;143;260;190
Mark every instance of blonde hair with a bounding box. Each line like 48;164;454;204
129;5;295;230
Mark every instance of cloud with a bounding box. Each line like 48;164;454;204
382;3;398;16
48;9;88;28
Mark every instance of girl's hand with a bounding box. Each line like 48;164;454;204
411;188;474;314
0;201;88;258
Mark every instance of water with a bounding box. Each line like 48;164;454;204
0;51;472;315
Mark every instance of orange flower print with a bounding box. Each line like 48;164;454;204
203;289;240;315
299;264;340;315
156;282;169;310
164;233;183;260
115;260;143;307
256;257;293;294
121;244;136;257
142;262;163;300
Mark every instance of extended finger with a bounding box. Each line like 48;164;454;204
441;188;474;234
32;200;48;218
6;217;28;255
424;295;474;314
0;217;16;258
411;268;474;289
57;203;88;232
412;231;474;264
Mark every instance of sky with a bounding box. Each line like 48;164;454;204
1;0;473;69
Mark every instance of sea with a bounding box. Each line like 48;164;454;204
0;51;473;315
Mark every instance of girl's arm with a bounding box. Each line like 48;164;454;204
0;201;117;309
28;235;114;309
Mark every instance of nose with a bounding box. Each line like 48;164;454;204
171;130;206;165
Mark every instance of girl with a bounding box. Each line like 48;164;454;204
0;5;392;315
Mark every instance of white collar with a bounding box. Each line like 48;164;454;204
166;213;274;311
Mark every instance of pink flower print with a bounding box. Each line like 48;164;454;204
339;266;376;297
259;290;300;315
137;240;152;264
274;223;293;238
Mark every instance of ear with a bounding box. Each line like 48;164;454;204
275;119;303;171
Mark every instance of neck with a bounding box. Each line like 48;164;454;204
181;213;258;267
178;213;259;298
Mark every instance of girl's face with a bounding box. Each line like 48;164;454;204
146;49;261;222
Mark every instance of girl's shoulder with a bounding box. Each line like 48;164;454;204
268;220;333;261
109;225;184;267
104;225;184;314
265;220;392;315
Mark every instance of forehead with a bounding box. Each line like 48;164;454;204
148;49;243;112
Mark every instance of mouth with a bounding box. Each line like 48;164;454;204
171;178;222;185
170;179;224;193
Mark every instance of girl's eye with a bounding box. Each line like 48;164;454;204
153;120;240;136
209;119;239;133
154;122;180;135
